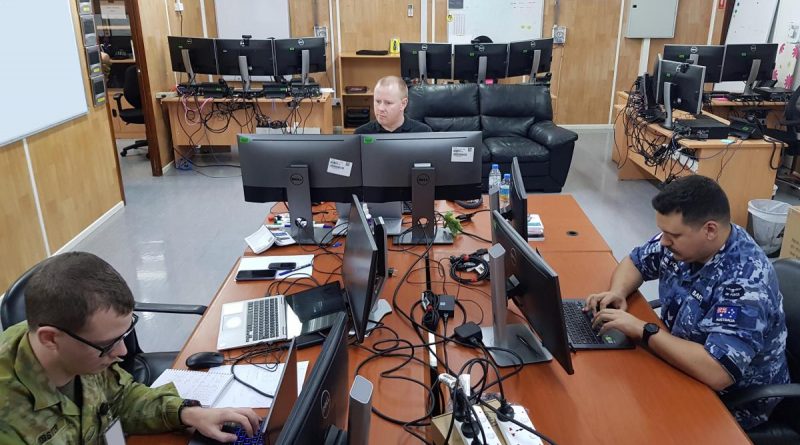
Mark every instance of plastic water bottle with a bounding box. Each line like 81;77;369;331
488;163;502;193
499;174;511;208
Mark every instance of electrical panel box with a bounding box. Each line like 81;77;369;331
626;0;679;38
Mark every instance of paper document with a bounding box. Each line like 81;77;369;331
150;369;233;407
209;362;309;408
237;255;314;280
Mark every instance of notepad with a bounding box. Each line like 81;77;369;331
150;369;234;407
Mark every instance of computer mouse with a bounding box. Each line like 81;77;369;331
185;351;225;370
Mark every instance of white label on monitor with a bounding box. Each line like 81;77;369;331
327;158;353;177
451;146;474;163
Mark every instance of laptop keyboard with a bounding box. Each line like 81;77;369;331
229;420;265;445
246;298;280;342
561;300;604;345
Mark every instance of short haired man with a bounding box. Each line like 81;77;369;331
585;175;789;430
354;76;431;134
0;252;260;444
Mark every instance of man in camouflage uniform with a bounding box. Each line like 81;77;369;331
585;175;789;430
0;252;260;444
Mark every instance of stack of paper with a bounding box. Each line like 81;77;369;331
528;214;544;240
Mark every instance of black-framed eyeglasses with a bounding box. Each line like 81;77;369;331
41;313;139;357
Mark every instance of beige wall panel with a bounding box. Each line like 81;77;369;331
0;142;48;292
290;0;335;88
339;0;422;53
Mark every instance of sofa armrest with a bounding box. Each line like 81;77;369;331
528;121;578;148
721;384;800;410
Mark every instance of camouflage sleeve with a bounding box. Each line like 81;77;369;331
0;420;25;444
699;278;769;383
628;233;664;282
107;364;185;435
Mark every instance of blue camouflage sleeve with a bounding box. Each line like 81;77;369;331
628;233;664;282
699;278;769;383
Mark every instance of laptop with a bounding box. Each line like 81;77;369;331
334;201;404;236
189;339;299;445
561;299;634;350
217;295;291;350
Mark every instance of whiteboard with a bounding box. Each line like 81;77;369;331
0;0;88;147
447;0;544;45
215;0;290;40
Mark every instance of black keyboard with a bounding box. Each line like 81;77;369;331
246;298;280;342
561;300;604;345
229;422;265;445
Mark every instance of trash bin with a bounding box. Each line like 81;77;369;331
747;199;790;255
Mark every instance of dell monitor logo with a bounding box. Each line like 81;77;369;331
298;39;305;46
289;173;305;186
320;390;332;419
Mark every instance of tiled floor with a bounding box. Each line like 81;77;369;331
70;131;798;353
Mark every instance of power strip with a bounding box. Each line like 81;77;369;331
495;405;542;445
454;405;501;445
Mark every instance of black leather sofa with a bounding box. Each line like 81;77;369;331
406;84;578;192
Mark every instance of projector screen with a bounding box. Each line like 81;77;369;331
0;0;89;147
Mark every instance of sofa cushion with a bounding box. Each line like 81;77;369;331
478;84;553;121
407;84;480;121
483;136;549;163
481;116;535;138
424;116;481;132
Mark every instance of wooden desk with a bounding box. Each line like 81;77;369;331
613;91;781;226
161;94;334;161
707;98;786;129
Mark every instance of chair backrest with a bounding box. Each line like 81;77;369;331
123;65;142;110
406;84;481;132
478;84;553;138
775;258;800;382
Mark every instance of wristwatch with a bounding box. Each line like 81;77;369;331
642;323;660;346
178;399;201;425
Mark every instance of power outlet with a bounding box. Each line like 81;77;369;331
553;25;566;44
314;25;328;43
174;0;184;12
407;4;414;17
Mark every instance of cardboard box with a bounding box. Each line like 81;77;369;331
780;206;800;259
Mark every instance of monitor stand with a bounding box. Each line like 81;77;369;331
393;166;454;245
743;58;762;97
659;82;675;131
181;48;196;84
477;55;488;84
284;165;334;245
418;49;428;84
527;49;542;81
481;243;552;367
237;55;252;93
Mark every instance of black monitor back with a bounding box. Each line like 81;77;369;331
400;43;453;79
720;43;778;82
238;134;362;203
343;195;380;344
656;59;705;115
168;36;218;75
215;38;275;76
360;131;483;202
275;312;350;445
453;43;508;81
507;38;553;77
274;37;326;75
663;44;724;83
509;157;528;241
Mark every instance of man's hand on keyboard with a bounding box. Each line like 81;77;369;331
181;407;260;443
584;291;628;314
591;308;645;340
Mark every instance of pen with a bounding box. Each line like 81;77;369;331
278;263;313;277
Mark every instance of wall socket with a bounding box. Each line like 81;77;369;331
314;25;328;43
553;25;567;44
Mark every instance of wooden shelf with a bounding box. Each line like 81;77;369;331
342;128;357;134
339;52;400;59
110;59;135;64
97;25;130;31
342;91;373;97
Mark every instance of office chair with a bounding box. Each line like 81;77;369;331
720;258;800;444
1;263;207;386
112;65;148;157
763;87;800;189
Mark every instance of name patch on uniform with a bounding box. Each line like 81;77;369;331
723;284;745;300
712;305;741;324
37;423;61;444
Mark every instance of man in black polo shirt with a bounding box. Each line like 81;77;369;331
354;76;431;134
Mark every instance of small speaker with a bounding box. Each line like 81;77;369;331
347;375;373;445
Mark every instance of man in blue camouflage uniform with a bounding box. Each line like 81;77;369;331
0;252;260;444
585;175;789;430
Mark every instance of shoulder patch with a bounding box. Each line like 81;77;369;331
722;284;745;300
712;305;741;324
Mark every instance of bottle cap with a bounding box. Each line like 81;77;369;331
492;163;499;169
503;173;511;179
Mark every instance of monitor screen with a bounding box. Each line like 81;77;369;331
342;195;381;344
656;59;705;116
239;134;363;203
168;36;218;75
275;312;350;444
453;43;508;81
491;210;574;375
360;131;483;202
215;38;275;76
262;339;298;443
509;157;528;241
663;44;724;83
399;43;453;79
274;37;326;76
507;38;553;78
720;43;778;82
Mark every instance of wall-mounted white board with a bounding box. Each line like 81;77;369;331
0;0;88;147
447;0;544;45
214;0;291;40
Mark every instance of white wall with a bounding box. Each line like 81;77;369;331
771;0;800;88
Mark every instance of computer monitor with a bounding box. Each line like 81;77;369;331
720;43;778;96
360;131;483;245
656;59;705;130
276;312;350;445
262;339;298;443
215;37;275;91
399;43;453;82
342;195;382;343
663;44;724;84
505;157;528;241
507;38;553;80
488;210;574;374
239;134;362;244
453;43;508;83
168;36;218;82
274;37;326;85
